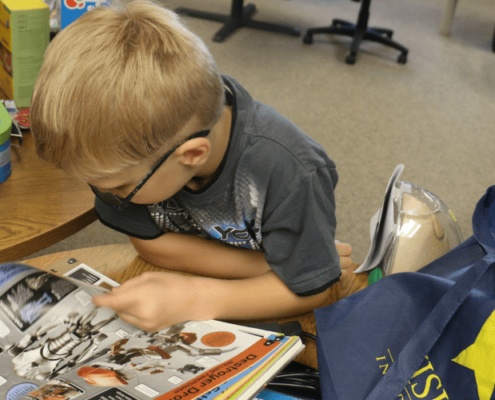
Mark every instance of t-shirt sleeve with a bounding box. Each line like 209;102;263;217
261;165;341;295
94;197;165;240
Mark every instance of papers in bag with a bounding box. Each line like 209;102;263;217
354;164;404;273
355;164;463;277
0;261;304;400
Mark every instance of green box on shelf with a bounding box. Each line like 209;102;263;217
0;0;50;107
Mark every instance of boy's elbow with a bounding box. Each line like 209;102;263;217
129;236;179;269
307;286;337;310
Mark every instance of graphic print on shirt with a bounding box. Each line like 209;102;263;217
147;173;264;251
148;199;206;237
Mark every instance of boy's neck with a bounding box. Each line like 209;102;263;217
186;105;232;190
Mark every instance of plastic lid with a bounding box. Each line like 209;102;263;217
381;181;464;276
0;104;12;144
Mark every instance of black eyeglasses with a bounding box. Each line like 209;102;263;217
90;129;210;211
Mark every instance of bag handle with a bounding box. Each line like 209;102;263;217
364;253;495;400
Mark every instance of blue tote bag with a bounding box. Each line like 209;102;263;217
315;186;495;400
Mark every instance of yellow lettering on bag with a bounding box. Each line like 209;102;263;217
432;391;449;400
411;357;434;379
376;349;395;375
411;374;443;398
408;356;449;400
376;356;389;375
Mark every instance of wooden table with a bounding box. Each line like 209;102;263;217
0;131;97;262
23;243;368;370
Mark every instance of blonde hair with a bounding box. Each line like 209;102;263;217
31;0;224;181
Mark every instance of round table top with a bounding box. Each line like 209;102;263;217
0;131;97;262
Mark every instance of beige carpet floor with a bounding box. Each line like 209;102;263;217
26;0;495;265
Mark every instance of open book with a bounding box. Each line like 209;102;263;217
0;261;304;400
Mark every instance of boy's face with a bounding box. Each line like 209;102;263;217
88;155;187;207
88;117;209;208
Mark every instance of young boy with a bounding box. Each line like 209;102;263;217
31;0;354;332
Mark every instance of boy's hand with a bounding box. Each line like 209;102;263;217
335;241;368;298
336;241;353;269
92;272;209;332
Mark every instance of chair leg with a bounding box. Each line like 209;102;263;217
304;26;357;44
362;29;408;63
211;3;256;42
439;0;459;35
332;19;354;28
302;0;408;65
304;24;408;64
176;0;300;43
369;26;393;38
346;30;366;64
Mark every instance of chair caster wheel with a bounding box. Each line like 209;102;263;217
345;53;357;65
303;34;313;45
397;53;407;64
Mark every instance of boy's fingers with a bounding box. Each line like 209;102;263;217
339;256;353;270
112;275;147;292
116;312;166;332
116;312;141;327
93;292;135;312
335;242;353;256
92;293;114;308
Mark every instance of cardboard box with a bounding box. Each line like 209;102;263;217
60;0;109;30
0;0;49;107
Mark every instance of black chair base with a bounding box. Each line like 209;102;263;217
176;0;300;43
303;0;408;65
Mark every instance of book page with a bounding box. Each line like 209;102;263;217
0;262;303;400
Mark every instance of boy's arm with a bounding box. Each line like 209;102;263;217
130;233;354;279
129;232;272;278
93;238;354;331
92;269;335;332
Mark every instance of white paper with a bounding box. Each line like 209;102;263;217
354;164;404;273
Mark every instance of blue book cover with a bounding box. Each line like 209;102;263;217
254;389;303;400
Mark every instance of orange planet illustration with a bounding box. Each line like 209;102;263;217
201;331;236;347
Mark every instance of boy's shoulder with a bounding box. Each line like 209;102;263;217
225;75;333;172
225;75;300;139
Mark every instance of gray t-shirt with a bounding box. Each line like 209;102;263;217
95;75;340;295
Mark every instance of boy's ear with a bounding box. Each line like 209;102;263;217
175;138;210;167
